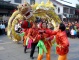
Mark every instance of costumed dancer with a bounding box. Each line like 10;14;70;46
20;20;32;53
29;22;40;59
37;22;54;60
46;23;69;60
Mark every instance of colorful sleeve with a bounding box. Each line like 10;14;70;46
45;29;57;35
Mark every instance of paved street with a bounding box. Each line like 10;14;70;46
0;35;79;60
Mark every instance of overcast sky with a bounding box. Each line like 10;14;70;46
57;0;79;7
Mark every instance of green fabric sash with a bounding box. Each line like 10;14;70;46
19;32;25;37
37;40;47;55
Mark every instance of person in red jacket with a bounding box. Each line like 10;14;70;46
20;20;32;53
37;22;54;60
29;22;40;59
46;23;69;60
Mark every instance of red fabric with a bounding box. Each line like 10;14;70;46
29;28;41;43
52;31;69;55
23;28;31;46
39;28;54;48
45;28;54;41
21;20;28;29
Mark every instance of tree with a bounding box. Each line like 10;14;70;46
76;4;79;8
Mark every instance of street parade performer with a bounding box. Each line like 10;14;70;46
29;22;40;59
7;0;65;60
46;23;69;60
37;22;54;60
20;20;33;53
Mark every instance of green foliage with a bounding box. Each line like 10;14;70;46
76;4;79;8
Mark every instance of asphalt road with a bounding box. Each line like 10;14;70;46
0;35;79;60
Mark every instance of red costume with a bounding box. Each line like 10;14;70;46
46;30;69;55
23;29;29;46
40;28;54;48
56;31;69;55
28;23;41;58
29;28;40;43
20;20;33;53
37;28;54;60
21;20;30;46
45;30;69;60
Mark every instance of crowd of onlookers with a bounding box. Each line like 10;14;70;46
63;21;79;38
0;20;8;35
0;19;79;39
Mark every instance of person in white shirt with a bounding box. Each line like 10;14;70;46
70;28;75;38
1;23;5;35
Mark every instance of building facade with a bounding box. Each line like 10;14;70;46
63;5;75;19
4;0;34;5
0;0;17;20
51;0;76;22
1;0;77;21
4;0;23;4
4;0;48;5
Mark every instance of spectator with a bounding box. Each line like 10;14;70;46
66;26;70;37
74;29;77;38
4;21;8;27
77;28;79;38
1;23;6;35
0;23;2;35
70;22;74;30
70;28;75;38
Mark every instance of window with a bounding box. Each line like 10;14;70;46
69;15;72;18
30;0;35;5
70;9;74;14
63;7;69;13
14;0;21;3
